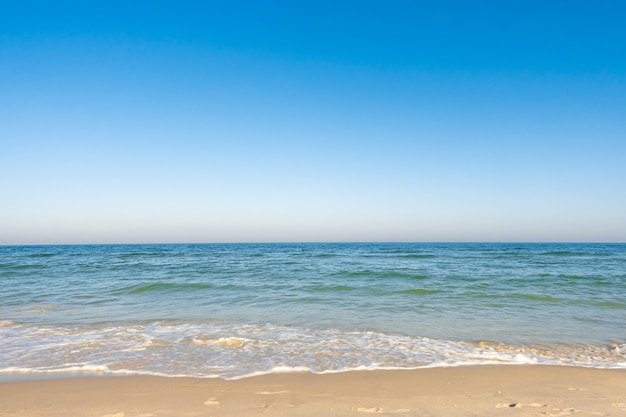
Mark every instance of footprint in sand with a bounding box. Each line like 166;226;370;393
541;407;577;417
496;403;522;408
256;390;289;395
204;398;220;407
496;403;547;409
357;407;385;413
357;407;411;414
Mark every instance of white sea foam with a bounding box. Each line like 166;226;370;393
192;336;249;347
1;320;624;381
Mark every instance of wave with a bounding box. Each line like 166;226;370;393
1;264;46;271
362;253;436;259
395;288;443;295
110;282;213;295
310;253;339;258
538;251;614;257
592;301;626;308
397;254;437;259
558;274;602;281
118;252;170;259
339;270;429;280
26;253;57;258
1;321;624;381
474;293;562;303
310;285;355;292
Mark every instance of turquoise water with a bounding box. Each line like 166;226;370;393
1;243;625;379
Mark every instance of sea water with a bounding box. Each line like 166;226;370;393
1;243;625;380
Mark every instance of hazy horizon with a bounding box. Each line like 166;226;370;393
2;1;625;245
2;241;624;247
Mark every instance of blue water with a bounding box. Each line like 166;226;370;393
1;243;625;379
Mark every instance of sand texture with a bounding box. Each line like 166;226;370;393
1;365;625;416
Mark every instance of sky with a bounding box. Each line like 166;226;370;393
1;0;625;244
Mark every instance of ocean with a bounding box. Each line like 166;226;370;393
1;242;625;380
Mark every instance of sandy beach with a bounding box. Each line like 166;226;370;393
1;365;625;417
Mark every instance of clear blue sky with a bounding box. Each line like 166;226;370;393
1;1;625;244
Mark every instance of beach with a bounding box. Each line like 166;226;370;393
2;366;626;416
2;244;625;416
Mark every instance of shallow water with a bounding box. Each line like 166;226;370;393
1;243;625;379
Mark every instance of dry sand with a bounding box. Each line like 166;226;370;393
1;365;625;416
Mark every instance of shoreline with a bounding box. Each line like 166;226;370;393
2;365;625;416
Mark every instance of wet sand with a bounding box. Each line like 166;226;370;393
1;365;625;416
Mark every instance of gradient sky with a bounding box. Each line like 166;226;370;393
1;1;625;244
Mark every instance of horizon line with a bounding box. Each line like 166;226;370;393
2;241;625;247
